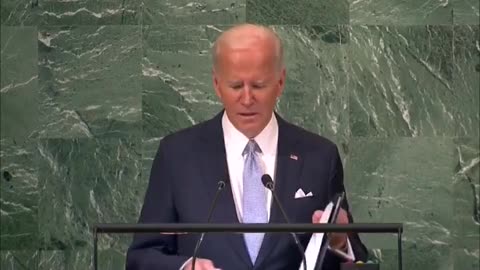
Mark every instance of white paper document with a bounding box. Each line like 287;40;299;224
299;202;334;270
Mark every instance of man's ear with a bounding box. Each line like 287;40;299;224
277;67;286;97
212;68;222;99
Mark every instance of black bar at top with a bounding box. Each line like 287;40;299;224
93;223;402;234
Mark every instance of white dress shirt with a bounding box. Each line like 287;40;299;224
222;112;278;221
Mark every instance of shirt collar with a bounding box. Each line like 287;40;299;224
222;111;278;157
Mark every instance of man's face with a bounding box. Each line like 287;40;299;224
213;42;285;138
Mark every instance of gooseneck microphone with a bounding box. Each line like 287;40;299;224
191;179;228;270
261;174;307;270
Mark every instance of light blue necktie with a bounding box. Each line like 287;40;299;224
242;140;267;263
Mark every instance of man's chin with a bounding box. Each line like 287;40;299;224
236;123;263;138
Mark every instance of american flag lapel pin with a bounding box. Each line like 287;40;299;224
289;154;298;160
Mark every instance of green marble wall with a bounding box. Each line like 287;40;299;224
1;0;478;269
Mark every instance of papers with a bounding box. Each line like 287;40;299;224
299;202;334;270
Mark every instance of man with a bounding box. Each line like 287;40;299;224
127;24;368;270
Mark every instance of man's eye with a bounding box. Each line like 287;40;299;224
252;84;265;89
231;85;243;90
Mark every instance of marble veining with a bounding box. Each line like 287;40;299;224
37;26;142;138
347;25;470;137
0;139;38;249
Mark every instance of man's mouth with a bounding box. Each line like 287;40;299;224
238;112;258;117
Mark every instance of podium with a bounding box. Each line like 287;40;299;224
93;223;403;270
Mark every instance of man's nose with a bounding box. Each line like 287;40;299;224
240;87;254;106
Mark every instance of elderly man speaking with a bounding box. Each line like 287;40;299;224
126;24;368;270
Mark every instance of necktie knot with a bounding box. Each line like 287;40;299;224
243;140;262;156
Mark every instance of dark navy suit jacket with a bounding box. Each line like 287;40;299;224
126;112;368;270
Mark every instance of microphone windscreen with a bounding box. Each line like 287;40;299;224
217;180;226;189
261;174;273;189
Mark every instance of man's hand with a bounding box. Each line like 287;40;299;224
184;258;221;270
312;208;349;251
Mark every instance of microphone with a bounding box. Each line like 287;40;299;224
261;174;307;270
316;192;346;269
191;178;228;270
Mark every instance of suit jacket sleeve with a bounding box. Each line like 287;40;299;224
126;139;190;270
326;145;369;264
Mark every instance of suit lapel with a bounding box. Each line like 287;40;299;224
254;115;304;268
196;112;252;268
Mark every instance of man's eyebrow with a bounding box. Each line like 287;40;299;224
226;80;268;85
228;80;243;84
253;80;266;84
